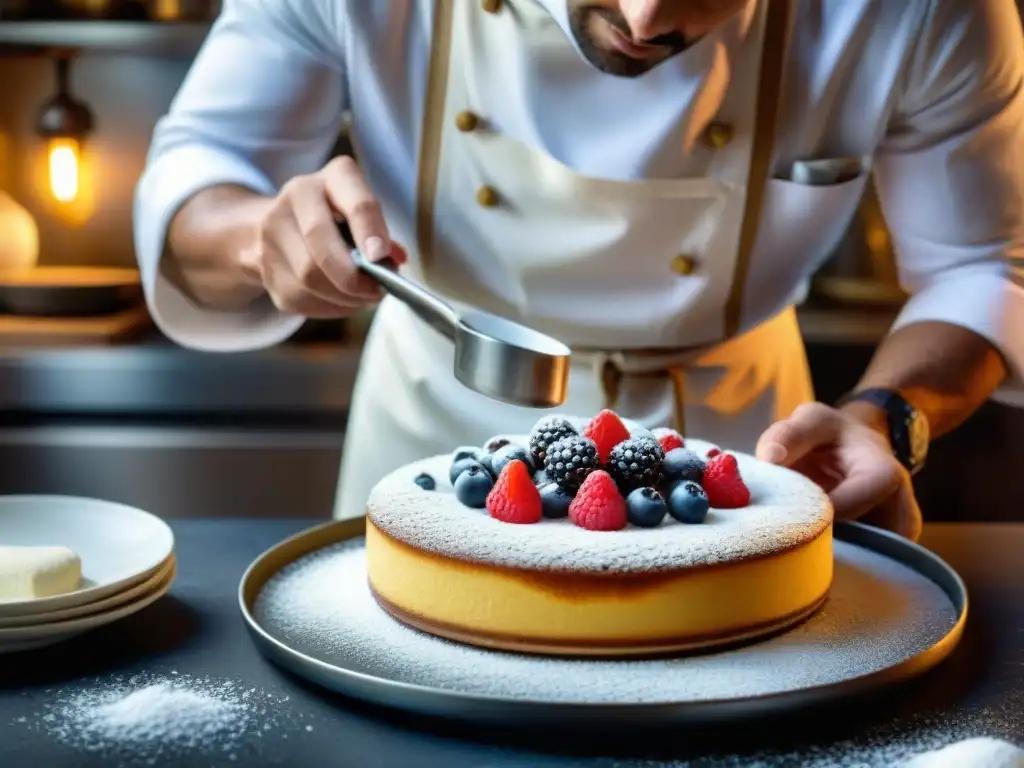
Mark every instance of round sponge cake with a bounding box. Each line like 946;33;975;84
366;437;833;657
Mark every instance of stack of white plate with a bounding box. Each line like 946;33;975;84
0;495;175;653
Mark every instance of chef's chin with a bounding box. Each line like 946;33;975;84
568;4;688;78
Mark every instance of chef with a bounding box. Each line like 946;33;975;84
134;0;1024;540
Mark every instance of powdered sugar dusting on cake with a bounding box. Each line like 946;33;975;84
367;438;832;574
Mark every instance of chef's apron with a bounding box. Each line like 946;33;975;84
334;0;812;520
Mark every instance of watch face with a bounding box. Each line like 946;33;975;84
907;411;930;471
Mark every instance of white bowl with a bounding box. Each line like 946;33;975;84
0;555;175;629
0;495;174;618
0;558;175;652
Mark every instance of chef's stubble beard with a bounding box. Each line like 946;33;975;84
568;5;692;78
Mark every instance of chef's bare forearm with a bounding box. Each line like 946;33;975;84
839;321;1007;439
163;185;273;310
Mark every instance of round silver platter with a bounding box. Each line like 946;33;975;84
238;519;968;727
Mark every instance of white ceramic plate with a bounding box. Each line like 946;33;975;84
0;555;175;629
0;495;174;618
0;558;175;652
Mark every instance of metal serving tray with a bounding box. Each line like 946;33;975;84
239;519;967;728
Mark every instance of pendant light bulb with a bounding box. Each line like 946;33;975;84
35;56;94;205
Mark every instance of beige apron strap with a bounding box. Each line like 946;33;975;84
415;0;456;272
723;0;791;338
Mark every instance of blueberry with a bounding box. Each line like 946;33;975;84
452;445;482;464
491;443;534;477
414;473;436;491
668;481;710;524
479;452;497;479
627;487;668;528
663;448;706;484
534;469;551;487
539;483;573;519
454;465;494;508
483;435;511;454
450;458;484;485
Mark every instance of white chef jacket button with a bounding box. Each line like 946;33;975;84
671;254;698;275
703;121;735;150
455;110;480;132
476;186;500;208
481;0;502;13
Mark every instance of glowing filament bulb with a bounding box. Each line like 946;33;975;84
48;138;80;204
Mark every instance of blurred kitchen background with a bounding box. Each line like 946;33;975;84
0;0;1021;521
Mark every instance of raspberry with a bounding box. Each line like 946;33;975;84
486;460;542;524
706;447;721;459
583;409;631;463
703;453;751;508
569;470;627;531
653;427;685;453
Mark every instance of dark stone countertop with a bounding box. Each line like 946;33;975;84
0;520;1021;767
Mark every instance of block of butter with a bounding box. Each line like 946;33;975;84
0;546;82;600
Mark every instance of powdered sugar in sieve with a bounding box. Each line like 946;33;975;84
252;537;958;705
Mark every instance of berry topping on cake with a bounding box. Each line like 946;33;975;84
703;453;751;508
544;435;600;492
491;443;534;477
653;427;685;453
538;483;573;519
706;447;722;459
486;459;542;524
450;457;486;485
668;481;710;524
608;436;665;493
478;452;496;479
626;487;668;528
454;464;494;508
452;446;481;464
583;409;631;463
528;416;578;466
663;448;706;485
414;473;436;491
482;436;511;454
569;470;627;531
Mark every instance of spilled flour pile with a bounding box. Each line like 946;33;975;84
23;672;299;763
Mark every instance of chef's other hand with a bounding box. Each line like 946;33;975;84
754;402;923;541
242;156;408;318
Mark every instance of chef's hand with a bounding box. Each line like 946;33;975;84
242;156;408;317
755;402;923;541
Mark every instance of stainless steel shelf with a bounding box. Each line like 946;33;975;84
0;340;361;414
0;21;211;56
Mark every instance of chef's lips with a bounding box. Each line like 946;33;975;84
568;4;692;77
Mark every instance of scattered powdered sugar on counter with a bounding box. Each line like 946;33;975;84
253;537;957;704
21;672;298;763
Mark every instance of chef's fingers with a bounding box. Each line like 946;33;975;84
852;478;922;541
828;460;904;522
755;402;843;467
320;156;405;265
260;223;367;315
280;174;381;301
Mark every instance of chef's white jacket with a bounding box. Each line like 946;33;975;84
135;0;1024;381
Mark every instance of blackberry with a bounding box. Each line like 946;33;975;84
528;416;578;466
608;436;665;493
543;435;599;492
